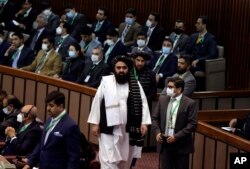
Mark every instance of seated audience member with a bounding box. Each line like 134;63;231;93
103;28;127;68
59;42;86;82
131;32;153;60
40;1;60;35
150;38;177;89
3;32;34;68
0;90;7;111
6;0;37;34
1;105;42;156
76;47;110;88
61;3;87;41
25;14;50;55
185;16;218;91
91;7;113;44
0;95;22;140
229;114;250;140
55;21;77;61
169;19;189;55
162;54;196;97
21;36;62;76
0;29;11;64
79;26;102;59
143;12;165;51
0;0;18;29
118;8;141;48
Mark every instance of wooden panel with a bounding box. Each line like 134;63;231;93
204;138;215;169
2;75;13;94
59;88;70;111
36;82;47;122
193;133;204;169
13;77;25;103
227;146;239;169
24;80;36;105
216;141;227;169
68;91;80;123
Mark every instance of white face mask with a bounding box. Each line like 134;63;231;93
0;37;3;44
42;43;48;51
162;47;171;55
17;113;23;123
91;54;99;63
106;39;114;46
125;17;134;25
2;107;11;115
56;27;62;35
166;87;175;97
137;39;146;47
32;21;38;30
68;50;77;58
43;9;52;17
66;10;74;18
146;19;153;28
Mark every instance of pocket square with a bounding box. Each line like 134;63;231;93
54;131;63;137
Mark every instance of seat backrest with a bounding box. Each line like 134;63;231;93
217;45;224;58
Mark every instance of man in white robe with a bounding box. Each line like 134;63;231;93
88;55;151;169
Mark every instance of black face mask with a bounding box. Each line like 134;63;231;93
174;28;183;35
177;69;186;75
115;72;130;84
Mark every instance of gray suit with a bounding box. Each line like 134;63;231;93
162;71;196;97
46;13;60;34
79;39;102;58
169;32;189;54
152;94;198;169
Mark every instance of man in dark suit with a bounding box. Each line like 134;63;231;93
0;95;23;140
2;105;42;156
0;29;11;64
76;47;110;88
6;0;37;34
0;0;18;29
152;77;198;169
3;32;34;68
150;38;177;89
25;13;50;55
103;28;127;68
55;21;77;61
169;19;189;55
61;3;87;41
143;12;165;51
91;7;113;44
23;91;81;169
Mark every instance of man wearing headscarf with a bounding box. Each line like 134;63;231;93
88;55;151;169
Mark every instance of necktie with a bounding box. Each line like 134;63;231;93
196;35;203;44
35;52;47;73
29;30;40;50
44;119;56;144
105;45;114;63
153;55;165;73
11;50;20;68
147;28;152;38
165;98;176;135
57;37;64;46
121;25;130;43
94;21;101;32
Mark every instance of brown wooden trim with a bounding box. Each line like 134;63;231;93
196;121;250;152
0;66;96;97
192;91;250;98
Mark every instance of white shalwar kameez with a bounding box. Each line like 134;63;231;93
88;75;151;169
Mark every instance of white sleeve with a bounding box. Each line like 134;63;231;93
138;82;152;125
87;81;104;125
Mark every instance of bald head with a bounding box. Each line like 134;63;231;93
21;105;37;120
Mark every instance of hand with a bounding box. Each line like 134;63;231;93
167;135;176;143
192;59;199;67
156;133;163;144
5;45;16;56
5;126;16;138
61;14;66;21
22;164;31;169
229;118;237;128
19;24;26;29
92;124;100;137
156;74;160;84
140;124;148;137
53;74;59;79
16;9;26;16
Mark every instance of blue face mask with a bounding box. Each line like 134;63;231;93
125;17;134;25
162;47;171;54
66;10;74;18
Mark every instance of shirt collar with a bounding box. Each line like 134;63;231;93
52;109;66;121
24;7;32;16
17;44;24;51
172;94;182;101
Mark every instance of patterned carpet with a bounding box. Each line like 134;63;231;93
132;152;159;169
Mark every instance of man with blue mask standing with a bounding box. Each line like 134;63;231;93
61;3;87;42
118;8;141;48
152;77;198;169
150;38;177;89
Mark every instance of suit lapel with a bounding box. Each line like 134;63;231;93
162;96;170;131
175;96;186;128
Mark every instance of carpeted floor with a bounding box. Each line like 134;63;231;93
132;152;159;169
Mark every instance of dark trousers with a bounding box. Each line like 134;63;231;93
160;146;189;169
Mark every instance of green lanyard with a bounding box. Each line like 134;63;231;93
19;123;31;133
156;55;167;67
169;100;180;128
45;114;65;132
70;13;77;25
133;67;138;80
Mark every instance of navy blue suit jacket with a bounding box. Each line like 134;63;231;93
3;46;35;68
91;20;113;44
55;35;77;61
143;25;165;51
0;41;11;64
103;40;127;68
28;113;81;169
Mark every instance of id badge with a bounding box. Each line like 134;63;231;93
168;128;174;136
84;75;90;82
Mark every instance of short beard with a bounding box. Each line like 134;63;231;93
177;69;186;75
115;72;129;84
